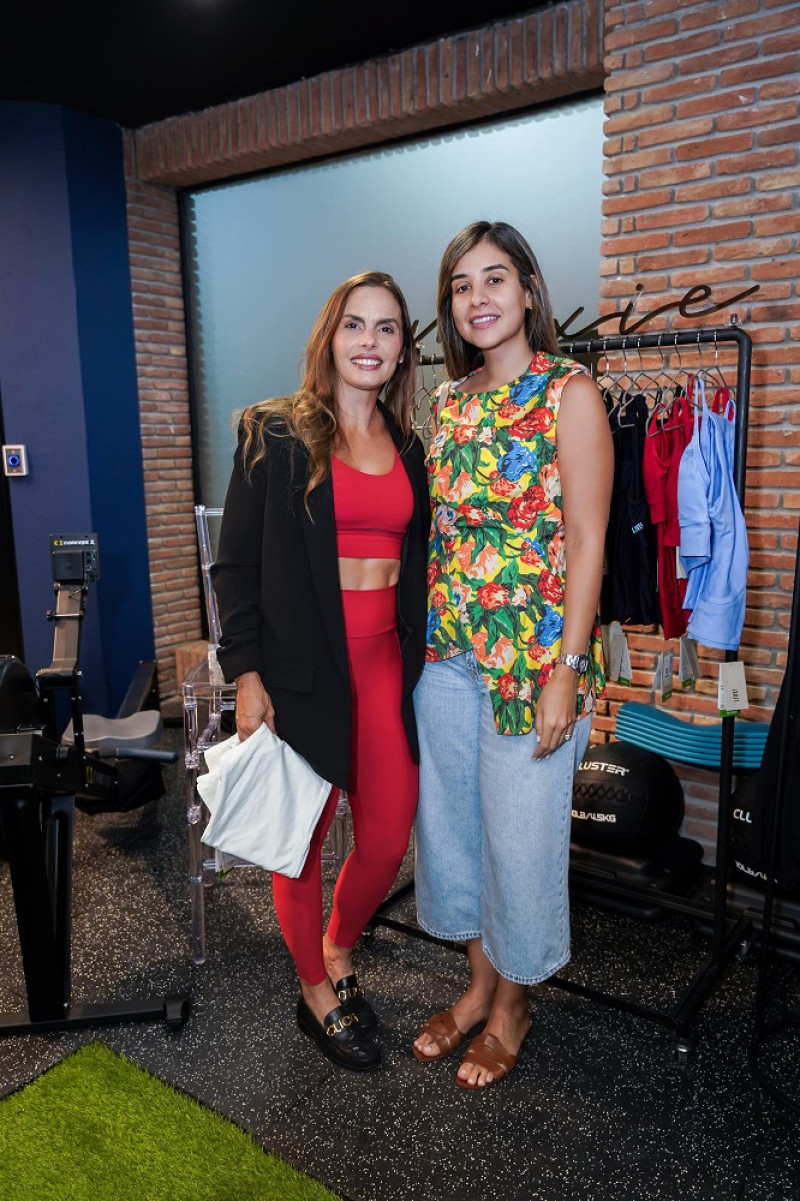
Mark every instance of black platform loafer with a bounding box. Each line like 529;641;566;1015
296;997;381;1072
332;974;378;1034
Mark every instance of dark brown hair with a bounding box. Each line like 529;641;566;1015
436;221;560;379
239;271;415;506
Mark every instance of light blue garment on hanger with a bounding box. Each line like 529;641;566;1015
678;377;748;651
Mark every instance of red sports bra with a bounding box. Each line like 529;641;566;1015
331;452;413;559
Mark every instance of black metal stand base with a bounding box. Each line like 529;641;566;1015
0;994;191;1038
0;780;191;1042
367;874;751;1061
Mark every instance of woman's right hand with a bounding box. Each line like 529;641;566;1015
234;671;276;739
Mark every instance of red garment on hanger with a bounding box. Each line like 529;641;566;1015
642;390;693;640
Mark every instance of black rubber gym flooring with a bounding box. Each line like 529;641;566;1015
1;724;798;1201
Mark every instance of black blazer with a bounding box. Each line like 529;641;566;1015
212;403;430;790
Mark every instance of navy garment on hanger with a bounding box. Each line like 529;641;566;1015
601;391;660;627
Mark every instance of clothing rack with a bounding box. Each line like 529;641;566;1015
544;324;753;1057
370;323;755;1059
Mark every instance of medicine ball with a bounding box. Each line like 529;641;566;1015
572;742;684;856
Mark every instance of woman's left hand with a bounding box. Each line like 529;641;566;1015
533;666;579;759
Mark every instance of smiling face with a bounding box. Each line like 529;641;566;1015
449;240;533;359
331;285;405;401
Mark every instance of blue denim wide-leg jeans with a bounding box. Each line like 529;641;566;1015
413;651;591;985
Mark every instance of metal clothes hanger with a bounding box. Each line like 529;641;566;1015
646;336;687;436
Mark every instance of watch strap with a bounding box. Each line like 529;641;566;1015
557;652;589;674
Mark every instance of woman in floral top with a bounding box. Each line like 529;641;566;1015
412;221;613;1088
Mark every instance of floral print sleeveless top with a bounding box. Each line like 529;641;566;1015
426;352;605;735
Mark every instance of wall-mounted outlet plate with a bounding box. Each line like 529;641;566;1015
2;445;28;476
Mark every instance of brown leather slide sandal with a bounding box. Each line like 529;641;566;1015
412;1009;469;1062
456;1031;519;1089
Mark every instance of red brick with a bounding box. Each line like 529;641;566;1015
604;188;674;214
638;115;715;147
675;177;751;201
637;162;713;188
604;61;676;93
719;99;799;132
759;120;800;147
754;211;800;237
522;11;541;85
646;29;721;63
679;40;760;76
508;18;525;89
755;167;800;190
643;74;716;104
675;219;753;245
714;193;792;217
604;103;675;134
677;86;757;120
539;5;556;81
720;54;800;88
718;146;797;174
604;146;673;174
679;0;759;29
675;131;754;161
751;257;800;281
553;3;569;79
733;8;800;41
606;17;677;50
638;247;711;271
761;77;800;100
602;231;672;254
635;203;710;230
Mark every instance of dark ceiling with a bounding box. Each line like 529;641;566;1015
2;1;547;129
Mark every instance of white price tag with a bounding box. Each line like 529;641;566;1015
675;546;688;582
660;650;674;702
607;622;632;686
607;622;628;683
718;661;748;716
619;638;632;686
679;636;701;690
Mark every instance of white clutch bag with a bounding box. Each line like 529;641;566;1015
196;723;333;878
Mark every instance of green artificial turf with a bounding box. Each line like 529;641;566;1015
0;1042;341;1200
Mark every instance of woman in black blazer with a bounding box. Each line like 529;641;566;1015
212;271;429;1071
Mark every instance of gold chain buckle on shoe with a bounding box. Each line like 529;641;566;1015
337;982;364;1003
326;1013;359;1036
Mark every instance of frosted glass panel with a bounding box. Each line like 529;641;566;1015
184;95;604;506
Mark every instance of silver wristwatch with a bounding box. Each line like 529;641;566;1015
556;652;590;674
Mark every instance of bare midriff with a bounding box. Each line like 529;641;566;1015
338;556;401;591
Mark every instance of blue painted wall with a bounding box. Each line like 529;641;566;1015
0;103;154;715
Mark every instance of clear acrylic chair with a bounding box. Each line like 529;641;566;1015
183;503;349;965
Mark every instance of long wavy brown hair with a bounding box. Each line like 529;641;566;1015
238;271;415;508
436;221;560;380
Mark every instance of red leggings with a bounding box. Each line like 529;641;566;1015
271;586;418;984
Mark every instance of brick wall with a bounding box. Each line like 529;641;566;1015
124;137;203;688
599;0;799;849
131;4;603;186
